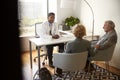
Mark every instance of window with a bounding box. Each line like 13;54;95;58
48;0;57;22
18;0;48;36
18;0;57;36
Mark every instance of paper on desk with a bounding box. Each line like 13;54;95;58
61;34;74;38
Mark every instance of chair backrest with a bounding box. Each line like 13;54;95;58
35;22;42;36
90;44;116;61
53;51;88;72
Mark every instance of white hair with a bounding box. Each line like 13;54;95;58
105;20;115;29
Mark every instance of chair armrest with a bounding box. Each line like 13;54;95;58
53;53;69;69
90;44;116;61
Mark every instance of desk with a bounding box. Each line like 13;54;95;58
29;35;75;70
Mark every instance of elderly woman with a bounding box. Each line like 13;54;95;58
55;24;94;77
65;24;92;53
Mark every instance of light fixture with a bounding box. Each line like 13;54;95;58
84;0;94;40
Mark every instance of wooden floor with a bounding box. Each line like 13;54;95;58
21;50;120;80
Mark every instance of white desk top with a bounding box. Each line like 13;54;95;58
29;30;99;46
29;35;75;46
59;30;99;41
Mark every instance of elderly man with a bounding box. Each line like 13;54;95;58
84;20;118;71
92;20;117;53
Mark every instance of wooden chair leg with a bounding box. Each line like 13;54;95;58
88;62;91;72
105;61;110;76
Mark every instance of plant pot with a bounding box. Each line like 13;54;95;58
62;25;70;31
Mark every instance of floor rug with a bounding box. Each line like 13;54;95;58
34;65;120;80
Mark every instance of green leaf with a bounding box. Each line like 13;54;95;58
64;16;80;27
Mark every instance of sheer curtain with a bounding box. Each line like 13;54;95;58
18;0;57;36
18;0;47;36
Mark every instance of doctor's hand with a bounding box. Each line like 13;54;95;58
52;35;59;39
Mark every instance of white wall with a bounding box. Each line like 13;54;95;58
57;0;76;24
78;0;120;69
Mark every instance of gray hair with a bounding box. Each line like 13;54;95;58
105;20;115;29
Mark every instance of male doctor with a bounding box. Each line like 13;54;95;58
39;12;64;68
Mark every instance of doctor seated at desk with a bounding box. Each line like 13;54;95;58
38;12;64;68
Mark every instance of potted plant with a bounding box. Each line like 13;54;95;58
64;16;80;27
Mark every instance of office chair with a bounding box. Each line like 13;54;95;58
33;46;48;65
53;51;88;79
88;44;116;73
